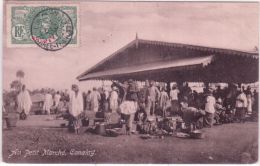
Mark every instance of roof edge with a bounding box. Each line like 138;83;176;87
76;39;137;80
77;38;259;80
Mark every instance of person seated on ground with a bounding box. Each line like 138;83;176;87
135;102;147;122
214;98;225;125
220;104;235;124
180;102;206;133
135;102;148;133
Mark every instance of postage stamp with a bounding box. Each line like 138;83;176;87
6;4;78;48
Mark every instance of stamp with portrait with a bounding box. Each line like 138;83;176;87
7;5;78;49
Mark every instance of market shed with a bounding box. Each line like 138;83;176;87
77;37;258;83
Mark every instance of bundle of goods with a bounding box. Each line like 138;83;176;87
157;117;177;133
137;116;158;134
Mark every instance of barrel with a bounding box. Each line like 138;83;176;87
6;113;18;128
95;123;106;135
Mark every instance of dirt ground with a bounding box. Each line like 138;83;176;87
2;115;258;164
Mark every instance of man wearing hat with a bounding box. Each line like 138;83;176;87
203;89;216;128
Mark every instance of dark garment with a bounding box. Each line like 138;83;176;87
126;92;138;102
182;107;205;132
214;111;221;124
126;82;139;101
171;100;179;115
203;112;214;127
100;93;109;112
138;87;149;104
134;106;147;122
235;107;246;122
68;114;82;133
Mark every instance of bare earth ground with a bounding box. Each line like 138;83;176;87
2;115;258;164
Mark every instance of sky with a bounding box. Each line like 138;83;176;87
3;1;259;91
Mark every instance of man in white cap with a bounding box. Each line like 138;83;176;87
69;84;84;134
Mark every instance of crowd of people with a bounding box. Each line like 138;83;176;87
65;80;258;134
8;80;259;135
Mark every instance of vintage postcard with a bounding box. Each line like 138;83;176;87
2;0;259;164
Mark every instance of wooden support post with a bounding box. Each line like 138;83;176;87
167;81;171;95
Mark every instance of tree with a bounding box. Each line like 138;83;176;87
10;80;22;91
16;70;25;82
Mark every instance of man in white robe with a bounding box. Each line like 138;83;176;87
90;87;101;112
43;91;53;115
109;87;119;113
69;84;83;134
69;85;84;117
54;91;61;108
17;85;32;115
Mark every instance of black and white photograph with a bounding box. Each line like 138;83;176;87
2;0;259;164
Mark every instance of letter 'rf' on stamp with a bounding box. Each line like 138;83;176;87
6;5;78;49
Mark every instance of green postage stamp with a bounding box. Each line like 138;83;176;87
6;4;78;49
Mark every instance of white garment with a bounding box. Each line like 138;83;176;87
54;94;61;107
109;90;118;112
69;91;83;117
43;93;53;113
236;93;247;108
17;90;32;115
247;94;252;113
90;91;101;112
205;96;216;114
170;89;179;101
104;90;109;100
159;91;169;109
119;101;137;115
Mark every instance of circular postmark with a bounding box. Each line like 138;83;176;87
30;8;73;51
